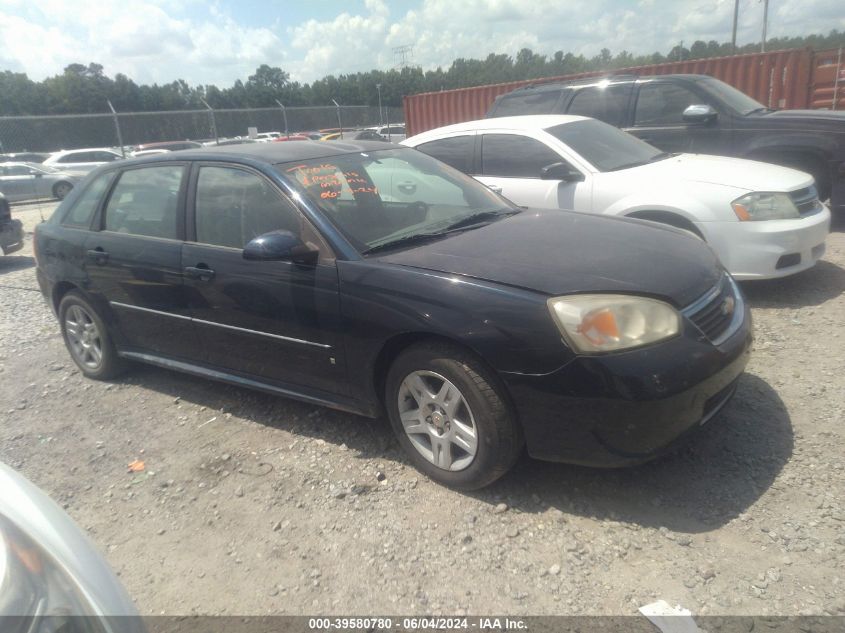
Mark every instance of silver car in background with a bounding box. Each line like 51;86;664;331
0;162;81;201
0;462;145;630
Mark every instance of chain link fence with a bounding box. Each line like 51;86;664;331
0;106;404;154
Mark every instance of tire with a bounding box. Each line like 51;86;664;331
384;342;523;490
58;291;126;380
52;181;73;200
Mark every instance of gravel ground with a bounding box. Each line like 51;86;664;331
1;201;844;617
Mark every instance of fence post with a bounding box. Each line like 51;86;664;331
107;100;126;158
331;99;343;139
275;100;290;139
199;98;218;145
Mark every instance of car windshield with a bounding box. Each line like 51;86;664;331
699;77;766;115
277;147;518;253
545;119;664;172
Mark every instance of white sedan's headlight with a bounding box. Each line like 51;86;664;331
731;192;799;221
548;295;680;353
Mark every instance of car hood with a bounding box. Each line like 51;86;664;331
376;209;722;308
623;154;813;192
762;109;845;124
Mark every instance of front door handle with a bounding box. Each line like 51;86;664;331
184;265;215;281
86;248;109;265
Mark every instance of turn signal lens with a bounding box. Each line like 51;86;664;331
548;295;680;353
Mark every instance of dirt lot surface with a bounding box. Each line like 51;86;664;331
1;201;844;616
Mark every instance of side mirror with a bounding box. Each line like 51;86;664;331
541;162;585;182
243;230;319;265
682;104;717;124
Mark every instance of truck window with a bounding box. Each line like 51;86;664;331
489;89;565;117
635;83;702;126
566;85;630;126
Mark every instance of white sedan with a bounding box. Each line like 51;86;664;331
404;115;831;280
42;148;123;174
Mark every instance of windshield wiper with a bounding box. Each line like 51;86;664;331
362;232;451;255
746;107;774;115
442;209;520;231
607;152;676;171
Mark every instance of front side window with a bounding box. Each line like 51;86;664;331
635;83;703;126
61;171;115;228
415;136;474;173
481;134;562;179
194;166;330;260
567;84;630;126
278;147;516;252
104;165;184;238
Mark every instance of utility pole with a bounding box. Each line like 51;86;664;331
731;0;740;54
275;99;289;139
332;99;343;139
393;45;413;69
199;98;218;145
761;0;769;53
376;83;383;127
107;100;125;158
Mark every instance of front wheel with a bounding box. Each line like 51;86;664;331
385;342;523;490
58;291;126;380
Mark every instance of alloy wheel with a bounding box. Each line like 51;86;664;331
64;305;103;370
397;370;478;471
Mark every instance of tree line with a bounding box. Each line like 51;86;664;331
1;30;843;117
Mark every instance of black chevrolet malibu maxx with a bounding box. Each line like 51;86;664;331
34;141;752;489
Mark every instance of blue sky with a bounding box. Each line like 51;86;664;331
1;0;842;86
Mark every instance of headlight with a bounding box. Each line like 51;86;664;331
0;514;106;632
731;192;799;221
548;294;680;353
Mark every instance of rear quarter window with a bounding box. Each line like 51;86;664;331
415;136;475;173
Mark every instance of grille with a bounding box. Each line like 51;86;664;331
685;276;739;343
789;186;821;216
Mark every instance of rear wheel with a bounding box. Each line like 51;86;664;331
385;342;523;490
58;292;125;380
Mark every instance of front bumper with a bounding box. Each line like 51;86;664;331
704;207;830;280
501;299;752;466
0;219;24;255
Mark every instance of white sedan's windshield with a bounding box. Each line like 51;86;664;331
277;148;518;253
546;119;665;172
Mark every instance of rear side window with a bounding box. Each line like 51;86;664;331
567;84;630;126
61;172;115;228
481;134;562;179
104;165;184;239
635;83;702;126
92;151;120;162
490;89;565;117
415;136;474;173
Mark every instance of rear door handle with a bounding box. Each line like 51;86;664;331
184;265;215;281
86;248;109;265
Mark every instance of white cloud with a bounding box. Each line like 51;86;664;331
1;0;843;88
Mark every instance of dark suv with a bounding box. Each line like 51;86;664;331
487;74;845;215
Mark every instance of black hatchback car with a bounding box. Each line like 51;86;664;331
35;142;752;489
